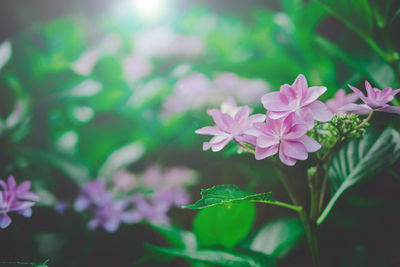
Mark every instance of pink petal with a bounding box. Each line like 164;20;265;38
0;180;7;191
255;144;279;160
195;126;224;136
284;124;308;140
202;142;212;151
211;138;232;152
348;85;369;104
280;84;299;106
278;148;296;166
209;109;233;132
268;110;291;120
302;86;327;106
307;100;333;122
291;74;308;98
8;176;16;190
365;80;376;99
0;213;12;229
20;192;40;202
16;181;31;194
257;135;279;148
234;106;251;122
339;103;371;114
281;140;308;160
261;92;289;111
249;114;266;124
294;108;314;130
17;207;32;218
298;135;321;152
378;105;400;114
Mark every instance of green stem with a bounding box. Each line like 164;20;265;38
253;199;303;212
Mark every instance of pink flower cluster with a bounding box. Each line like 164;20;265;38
163;72;269;116
0;176;40;229
196;74;400;166
74;166;197;232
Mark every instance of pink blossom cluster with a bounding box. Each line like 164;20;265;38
74;166;197;232
0;176;40;229
196;74;400;166
133;26;204;58
163;72;269;116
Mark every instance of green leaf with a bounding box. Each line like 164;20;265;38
248;218;304;259
318;0;373;37
184;185;300;212
19;148;91;185
0;41;11;71
147;245;274;267
97;142;145;180
193;202;256;249
183;184;271;209
318;126;400;225
149;224;197;249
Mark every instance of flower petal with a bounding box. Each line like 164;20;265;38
256;135;279;148
298;135;321;152
234;106;251;123
378;105;400;114
17;207;32;218
348;84;369;104
307;100;333;122
211;138;232;152
261;92;288;111
284;124;308;140
281;140;308;160
255;144;279;160
195;126;224;136
339;103;371;114
302;86;327;106
0;213;12;229
279;148;296;166
209;109;233;132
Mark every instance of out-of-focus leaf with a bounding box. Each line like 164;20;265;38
193;202;256;249
184;184;272;209
20;148;91;185
318;0;373;36
149;224;197;249
98;142;145;180
147;245;274;267
60;79;102;98
318;126;400;225
0;41;12;70
248;218;304;259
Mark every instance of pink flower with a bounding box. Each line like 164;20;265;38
246;115;321;165
340;81;400;114
326;89;359;115
0;176;40;229
195;105;266;152
261;74;333;129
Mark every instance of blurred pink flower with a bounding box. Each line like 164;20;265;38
0;176;39;229
134;26;204;58
340;81;400;114
113;170;137;192
326;89;359;115
74;180;112;211
123;55;152;83
261;74;332;129
163;73;214;115
195;105;266;151
214;73;269;104
246;115;321;165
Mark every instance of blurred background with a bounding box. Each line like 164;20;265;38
0;0;400;266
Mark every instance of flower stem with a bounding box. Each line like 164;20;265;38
234;140;255;154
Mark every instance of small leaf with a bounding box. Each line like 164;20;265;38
183;184;272;209
149;224;197;249
193;202;256;249
318;126;400;225
0;41;12;70
97;142;145;180
248;218;304;259
147;245;274;267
